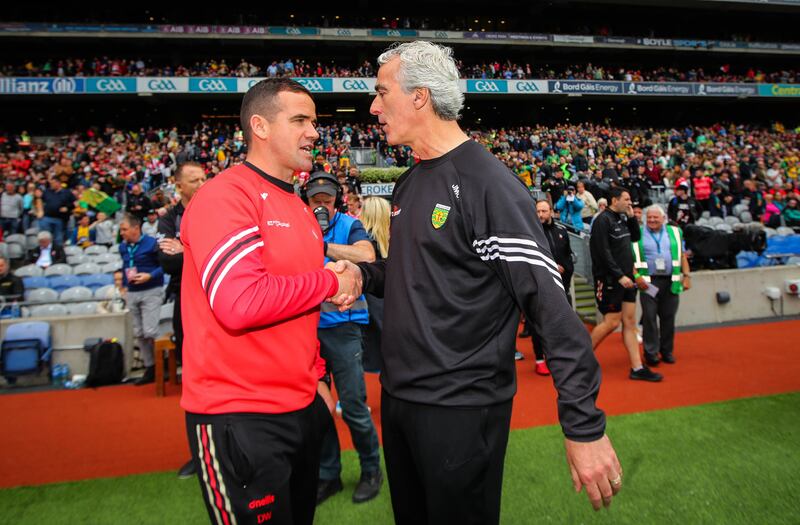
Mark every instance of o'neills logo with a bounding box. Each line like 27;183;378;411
248;493;276;509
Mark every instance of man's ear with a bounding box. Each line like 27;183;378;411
250;114;270;141
412;87;429;111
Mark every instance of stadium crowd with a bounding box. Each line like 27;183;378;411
3;57;797;85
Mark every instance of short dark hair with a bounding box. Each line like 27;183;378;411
240;78;312;145
175;161;203;182
535;199;553;211
121;213;142;228
609;187;629;203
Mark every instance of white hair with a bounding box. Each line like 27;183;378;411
37;231;52;241
377;41;464;121
644;204;667;218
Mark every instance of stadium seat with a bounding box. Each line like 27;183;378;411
776;227;795;236
24;227;39;236
66;302;100;315
27;288;59;304
44;264;72;277
724;216;741;225
1;321;53;379
93;284;115;299
15;264;43;278
701;211;711;220
29;304;69;317
708;217;724;226
739;211;753;224
158;302;174;337
22;276;50;290
84;245;109;255
92;253;120;264
733;204;748;217
764;227;778;238
0;242;8;259
7;244;24;260
5;234;26;247
67;254;90;266
73;263;102;275
695;218;709;227
47;274;83;293
79;273;114;291
715;223;733;233
25;235;38;251
787;256;800;265
98;262;120;274
64;246;83;257
59;286;94;302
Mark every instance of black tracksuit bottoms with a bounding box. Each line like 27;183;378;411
186;394;331;525
381;389;513;525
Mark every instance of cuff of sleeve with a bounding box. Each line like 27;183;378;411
324;268;339;298
563;430;606;443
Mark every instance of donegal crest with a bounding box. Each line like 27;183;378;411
431;203;451;229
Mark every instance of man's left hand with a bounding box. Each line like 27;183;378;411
682;275;691;290
129;273;151;285
565;434;623;511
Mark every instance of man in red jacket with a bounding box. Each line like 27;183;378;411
180;78;360;525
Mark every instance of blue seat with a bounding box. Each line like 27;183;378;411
22;276;50;290
47;274;83;293
1;321;52;379
79;273;114;292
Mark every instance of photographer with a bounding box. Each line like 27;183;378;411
554;184;585;231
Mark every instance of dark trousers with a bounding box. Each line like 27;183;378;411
641;275;680;360
381;390;513;525
186;395;331;525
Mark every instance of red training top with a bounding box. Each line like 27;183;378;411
180;161;338;415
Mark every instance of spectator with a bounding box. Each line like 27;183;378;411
0;255;24;300
41;177;75;246
70;214;96;248
576;180;599;224
304;172;382;506
633;205;691;366
667;182;701;227
554;184;585;231
118;213;164;386
125;184;149;223
783;195;800;230
21;182;36;232
0;182;23;235
762;191;783;228
141;209;159;237
89;212;117;247
589;187;661;382
29;230;66;269
346;193;362;218
97;270;127;314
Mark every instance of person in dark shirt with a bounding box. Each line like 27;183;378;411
331;41;622;524
40;177;75;246
589;187;661;382
667;182;701;227
125;184;150;223
0;256;24;300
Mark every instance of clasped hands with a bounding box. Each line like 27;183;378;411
325;260;363;312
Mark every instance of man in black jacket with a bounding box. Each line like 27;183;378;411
156;162;206;479
332;41;622;524
589;187;661;382
0;256;24;300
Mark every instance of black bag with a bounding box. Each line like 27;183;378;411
85;339;124;387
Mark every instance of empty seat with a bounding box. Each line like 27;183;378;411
5;234;26;246
59;286;94;302
15;264;43;278
1;321;52;378
724;216;740;225
700;211;711;220
29;304;69;317
740;211;753;224
92;253;120;264
22;276;50;290
695;218;709;227
25;235;38;251
7;243;24;260
776;227;795;236
733;204;748;217
79;273;115;291
707;217;724;226
94;284;116;299
47;274;83;293
0;242;7;258
98;262;120;274
67;254;90;266
714;223;733;233
63;245;83;256
84;245;109;255
27;288;59;304
764;227;778;238
66;302;100;315
44;264;72;277
73;263;102;276
24;227;40;236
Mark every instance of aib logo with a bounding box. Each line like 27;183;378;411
474;81;501;92
96;79;129;92
343;80;369;91
198;79;229;92
147;79;177;91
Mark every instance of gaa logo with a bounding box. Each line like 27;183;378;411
297;79;326;91
97;79;129;92
514;81;539;93
475;81;501;92
287;27;302;35
52;78;77;94
198;79;229;92
343;80;369;91
147;79;177;91
248;79;262;89
337;29;352;36
434;31;448;38
386;30;401;37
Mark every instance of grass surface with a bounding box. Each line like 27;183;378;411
1;393;798;524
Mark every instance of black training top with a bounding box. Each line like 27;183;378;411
589;209;641;281
360;139;605;442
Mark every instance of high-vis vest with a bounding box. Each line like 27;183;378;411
320;212;369;328
632;224;684;295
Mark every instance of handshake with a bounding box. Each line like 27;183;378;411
326;260;363;312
